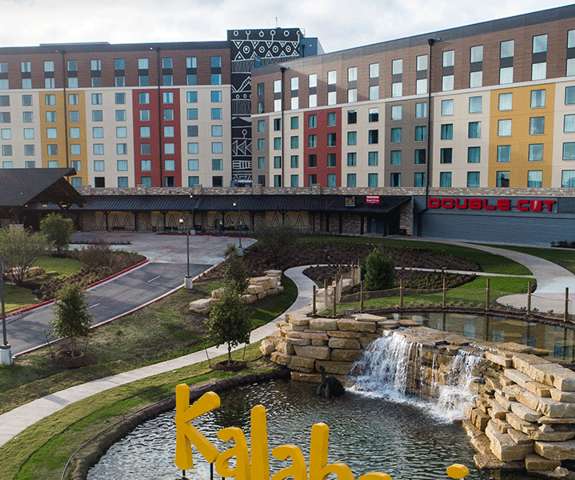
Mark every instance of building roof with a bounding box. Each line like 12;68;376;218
254;4;575;74
53;194;410;214
0;168;82;208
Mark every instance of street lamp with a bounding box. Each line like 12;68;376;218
179;218;193;290
232;201;244;255
0;259;13;366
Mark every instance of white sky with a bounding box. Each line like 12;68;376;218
0;0;573;52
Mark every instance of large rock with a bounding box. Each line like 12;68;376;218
189;298;213;314
525;454;561;472
330;349;362;362
337;319;376;333
293;345;330;360
315;360;354;375
510;402;542;422
506;412;538;435
517;389;541;412
485;421;533;461
535;440;575;460
211;287;226;299
240;294;258;304
529;364;575;392
538;398;575;418
328;337;361;349
290;371;321;383
327;330;362;338
270;351;290;366
247;284;265;295
309;318;338;331
513;353;552;376
288;356;316;372
551;389;575;403
486;351;513;368
260;337;277;356
353;313;386;322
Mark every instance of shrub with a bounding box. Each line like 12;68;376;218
224;248;249;294
40;214;75;254
0;227;50;284
51;284;91;357
256;225;295;264
364;248;395;291
207;287;250;364
75;242;114;270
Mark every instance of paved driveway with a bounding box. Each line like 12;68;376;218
8;233;254;355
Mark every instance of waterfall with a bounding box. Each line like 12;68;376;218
351;332;481;422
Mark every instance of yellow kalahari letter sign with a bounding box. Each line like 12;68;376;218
174;384;468;479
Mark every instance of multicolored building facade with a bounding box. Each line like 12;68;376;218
0;30;322;188
251;5;575;190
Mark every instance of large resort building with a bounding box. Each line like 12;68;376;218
2;6;575;244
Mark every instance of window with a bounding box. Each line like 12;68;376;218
308;94;317;108
532;34;548;53
187;125;198;137
116;177;128;188
211;125;223;137
93;144;104;155
467;172;480;188
442;75;454;92
568;58;575;77
327;111;337;127
45;111;56;123
500;40;514;58
392;59;403;75
499;67;514;84
497;93;512;112
390;150;401;165
346;173;357;188
563;142;575;160
290;116;299;129
369;63;379;78
442;50;454;67
368;151;379;166
346;152;357;166
141;160;152;171
368;108;379;122
327;174;337;188
416;55;428;71
390;127;401;143
567;87;575;105
529;143;544;162
21;78;32;89
414;149;426;165
0;128;10;140
530;89;546;109
347;111;357;124
162;92;174;104
46;144;57;155
527;170;543;188
562;170;575;187
497;145;511;162
470;45;483;63
22;95;32;106
327;91;337;105
91;110;103;122
141;176;152;187
68;94;78;105
290;175;299;187
416;78;428;95
256;139;265;151
46;128;57;139
414;125;427;142
290;155;299;168
327;132;337;146
24;144;34;156
163;126;175;138
139;110;150;121
469;71;483;88
469;96;482;113
415;102;428;118
440;148;453;164
327;70;337;85
498;119;512;137
440;172;452;187
91;93;102;106
369;85;379;101
347;67;357;82
368;130;378;145
440;124;453;140
212;159;223;171
391;105;402;121
1;145;12;156
368;173;379;188
188;159;199;171
140;126;151;138
391;82;402;98
186;91;198;104
273;137;281;150
565;114;575;133
91;127;103;139
211;142;223;154
23;111;34;123
115;110;126;122
414;172;425;187
0;96;9;107
529;117;545;135
468;122;481;139
45;94;56;106
347;131;357;146
116;143;127;155
390;173;401;187
467;146;481;163
308;73;317;88
441;99;454;116
210;90;222;103
25;161;36;169
532;62;547;81
93;160;105;172
117;160;128;172
211;108;222;120
273;156;281;169
308;154;317;167
210;56;222;68
347;88;357;103
327;153;337;167
308;115;317;129
47;160;59;169
138;92;150;105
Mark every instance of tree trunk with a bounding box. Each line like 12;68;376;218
227;344;232;365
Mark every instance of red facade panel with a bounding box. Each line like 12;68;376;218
303;108;341;187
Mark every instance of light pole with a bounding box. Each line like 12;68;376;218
232;201;243;255
0;259;13;366
179;218;193;290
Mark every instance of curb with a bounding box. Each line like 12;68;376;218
6;258;149;319
13;261;221;358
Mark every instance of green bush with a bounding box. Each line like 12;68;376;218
40;214;75;254
364;248;395;291
51;284;91;356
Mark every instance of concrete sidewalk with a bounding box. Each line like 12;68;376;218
0;266;314;448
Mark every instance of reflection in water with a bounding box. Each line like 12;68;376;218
424;312;575;363
89;380;494;480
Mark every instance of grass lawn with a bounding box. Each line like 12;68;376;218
0;276;297;415
298;235;530;275
336;276;530;314
34;255;83;278
493;245;575;275
4;284;37;311
0;343;271;480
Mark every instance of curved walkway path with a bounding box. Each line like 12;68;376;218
422;239;575;314
0;266;314;448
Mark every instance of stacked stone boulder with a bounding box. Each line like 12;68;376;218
465;344;575;477
189;270;283;313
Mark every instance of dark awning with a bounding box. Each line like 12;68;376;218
0;168;81;208
43;194;410;214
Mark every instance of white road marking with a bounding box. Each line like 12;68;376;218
147;275;161;284
88;303;101;310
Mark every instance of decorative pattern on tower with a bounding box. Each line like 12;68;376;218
227;28;303;185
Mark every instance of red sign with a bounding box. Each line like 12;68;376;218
427;197;556;213
365;195;381;205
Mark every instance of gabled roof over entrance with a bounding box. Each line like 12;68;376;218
0;168;82;208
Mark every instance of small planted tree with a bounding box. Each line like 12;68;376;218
40;213;75;255
207;288;250;366
51;284;91;358
364;248;395;291
256;225;295;267
224;246;249;294
0;227;50;284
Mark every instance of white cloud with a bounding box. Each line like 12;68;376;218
0;0;572;51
